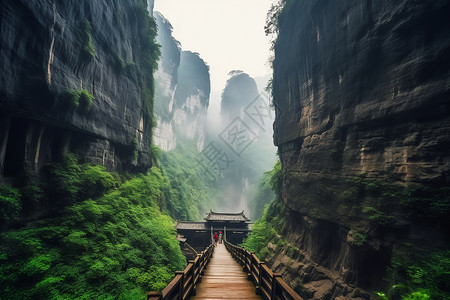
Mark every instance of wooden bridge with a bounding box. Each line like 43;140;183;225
148;240;303;300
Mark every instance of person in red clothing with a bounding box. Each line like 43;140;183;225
213;232;218;247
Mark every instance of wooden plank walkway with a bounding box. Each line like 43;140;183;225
190;242;262;300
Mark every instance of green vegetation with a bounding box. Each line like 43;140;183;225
46;154;119;208
351;231;367;247
79;89;94;108
336;177;450;299
379;248;450;300
248;161;280;220
18;165;44;214
130;137;139;161
105;5;162;140
112;54;140;77
242;165;449;299
154;91;174;122
377;291;431;300
67;89;81;107
135;4;160;107
242;161;287;260
0;4;173;299
80;19;96;60
338;177;450;231
66;89;94;110
0;154;186;299
0;185;22;227
160;142;212;221
241;200;287;260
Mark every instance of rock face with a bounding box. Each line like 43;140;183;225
218;71;276;215
0;0;157;176
218;71;260;211
271;1;450;299
173;50;210;150
153;12;211;152
221;70;259;124
153;12;180;151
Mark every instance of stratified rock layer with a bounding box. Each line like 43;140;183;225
0;0;155;175
271;1;450;299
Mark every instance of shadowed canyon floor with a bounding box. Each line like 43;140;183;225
190;243;261;300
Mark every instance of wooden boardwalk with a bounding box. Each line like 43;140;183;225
190;242;262;300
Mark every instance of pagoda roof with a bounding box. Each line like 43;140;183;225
175;221;208;230
204;210;250;222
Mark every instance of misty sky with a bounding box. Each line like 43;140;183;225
153;0;273;97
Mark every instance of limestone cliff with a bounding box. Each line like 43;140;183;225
152;12;210;151
153;12;180;151
173;50;210;150
221;70;259;124
218;71;276;215
0;0;159;176
270;1;450;299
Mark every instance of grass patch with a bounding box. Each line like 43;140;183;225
80;19;96;61
65;89;94;111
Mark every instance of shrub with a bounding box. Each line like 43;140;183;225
384;248;450;299
65;89;94;110
47;154;118;208
268;160;282;196
48;153;82;207
0;185;22;227
352;232;367;247
362;206;396;228
241;200;287;260
79;164;120;199
80;19;96;60
67;89;81;108
79;89;94;109
129;137;138;161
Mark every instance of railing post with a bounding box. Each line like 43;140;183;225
257;261;265;295
187;260;195;298
175;271;184;300
247;252;254;280
196;253;202;282
271;273;282;300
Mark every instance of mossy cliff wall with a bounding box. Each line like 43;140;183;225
0;0;157;176
270;1;450;299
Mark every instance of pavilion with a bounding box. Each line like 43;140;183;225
175;210;252;248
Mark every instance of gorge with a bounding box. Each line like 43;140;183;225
1;0;449;299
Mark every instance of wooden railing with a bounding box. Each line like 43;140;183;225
224;240;303;300
147;243;214;300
